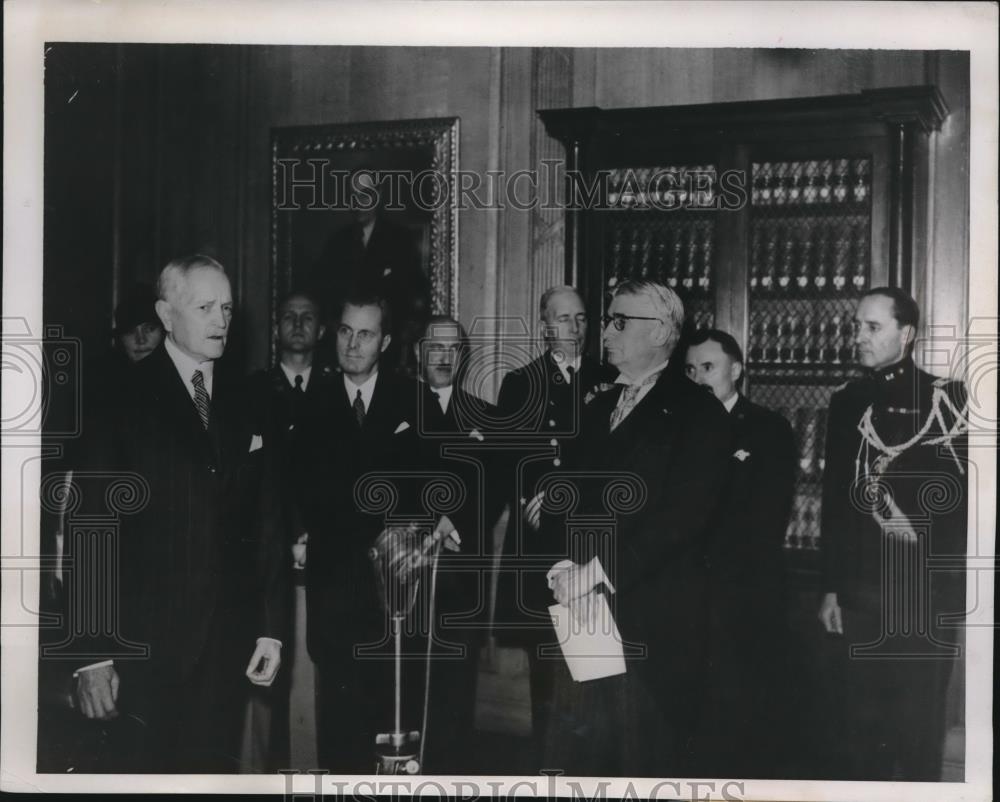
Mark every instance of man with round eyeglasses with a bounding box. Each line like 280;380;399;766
540;279;733;776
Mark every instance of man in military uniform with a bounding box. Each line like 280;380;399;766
684;329;797;777
818;287;967;781
492;285;611;757
244;289;333;769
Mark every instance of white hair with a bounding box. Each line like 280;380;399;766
156;254;226;303
611;279;684;347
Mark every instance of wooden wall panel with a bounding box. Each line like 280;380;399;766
57;45;967;387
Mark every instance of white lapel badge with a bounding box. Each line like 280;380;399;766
734;449;750;462
394;421;411;434
382;267;393;277
249;434;264;453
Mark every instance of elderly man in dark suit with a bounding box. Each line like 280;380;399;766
684;328;797;777
493;285;610;754
540;279;733;777
64;255;287;773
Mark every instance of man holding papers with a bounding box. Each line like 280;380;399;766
540;280;732;776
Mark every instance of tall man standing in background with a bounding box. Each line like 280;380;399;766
684;328;797;777
493;285;610;758
297;292;420;772
818;287;968;781
244;289;331;770
65;255;287;772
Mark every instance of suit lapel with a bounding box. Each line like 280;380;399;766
146;347;218;463
604;372;679;459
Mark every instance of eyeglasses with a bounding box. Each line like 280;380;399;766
601;314;664;331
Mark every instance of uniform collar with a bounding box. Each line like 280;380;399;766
868;357;916;405
870;356;914;385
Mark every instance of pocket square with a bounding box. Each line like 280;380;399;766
734;449;750;462
249;434;264;453
394;421;411;434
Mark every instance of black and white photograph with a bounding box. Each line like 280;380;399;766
2;1;996;799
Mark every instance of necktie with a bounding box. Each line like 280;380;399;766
191;370;210;429
293;374;304;394
433;390;447;415
608;371;661;432
353;388;366;428
566;365;576;385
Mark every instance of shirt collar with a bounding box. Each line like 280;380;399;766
164;335;214;394
432;383;454;413
722;392;740;413
361;219;376;247
344;369;379;411
614;357;670;388
280;362;312;390
550;350;581;383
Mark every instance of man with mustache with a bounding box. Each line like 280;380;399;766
409;315;505;773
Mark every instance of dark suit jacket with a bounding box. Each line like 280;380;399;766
297;369;421;666
707;395;797;595
61;344;288;685
246;362;337;542
493;351;613;643
412;382;506;629
540;371;733;710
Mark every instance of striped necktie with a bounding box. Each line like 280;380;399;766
191;370;211;429
608;370;662;432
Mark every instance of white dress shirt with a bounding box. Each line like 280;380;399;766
611;356;670;415
344;370;379;412
433;383;454;415
164;335;214;400
722;391;739;413
280;362;312;391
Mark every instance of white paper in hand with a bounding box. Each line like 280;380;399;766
548;595;626;682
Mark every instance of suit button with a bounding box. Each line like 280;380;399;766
208;466;217;474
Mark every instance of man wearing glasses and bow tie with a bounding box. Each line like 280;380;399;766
540;279;733;777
